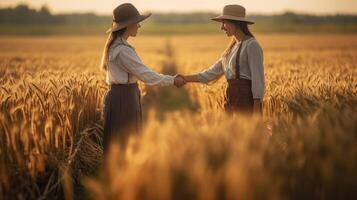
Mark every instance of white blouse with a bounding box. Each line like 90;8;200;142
196;37;265;99
106;37;174;86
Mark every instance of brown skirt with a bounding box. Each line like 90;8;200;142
102;83;142;153
224;78;254;115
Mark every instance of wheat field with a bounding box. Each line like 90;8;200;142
0;34;357;200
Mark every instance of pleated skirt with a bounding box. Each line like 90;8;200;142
102;83;142;153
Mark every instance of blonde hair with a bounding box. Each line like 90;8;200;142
222;38;237;59
100;29;127;71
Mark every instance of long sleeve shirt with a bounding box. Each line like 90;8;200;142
196;37;265;99
106;37;174;86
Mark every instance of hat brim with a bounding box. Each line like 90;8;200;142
106;13;152;33
211;15;254;24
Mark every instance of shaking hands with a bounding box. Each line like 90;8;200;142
174;74;186;88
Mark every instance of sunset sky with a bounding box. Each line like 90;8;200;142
1;0;357;15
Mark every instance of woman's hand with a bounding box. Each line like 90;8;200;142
253;99;262;116
174;74;201;88
174;74;186;88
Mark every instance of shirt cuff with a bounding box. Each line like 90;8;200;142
168;75;175;86
252;93;264;99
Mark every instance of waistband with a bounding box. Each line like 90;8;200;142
227;78;251;84
109;82;138;89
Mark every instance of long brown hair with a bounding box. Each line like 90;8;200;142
100;28;127;71
222;20;254;59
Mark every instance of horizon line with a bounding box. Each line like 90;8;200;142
1;3;357;16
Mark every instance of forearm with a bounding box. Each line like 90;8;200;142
136;70;174;86
182;74;201;83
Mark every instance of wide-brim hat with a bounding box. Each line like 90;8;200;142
106;3;151;33
211;5;254;25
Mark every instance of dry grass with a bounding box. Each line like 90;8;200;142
0;34;357;200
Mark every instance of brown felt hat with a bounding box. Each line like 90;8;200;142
211;5;254;25
106;3;151;33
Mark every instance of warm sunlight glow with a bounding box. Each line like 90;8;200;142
1;0;357;14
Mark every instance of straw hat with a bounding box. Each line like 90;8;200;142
211;5;254;24
106;3;151;33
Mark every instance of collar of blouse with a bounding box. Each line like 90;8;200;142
113;36;135;50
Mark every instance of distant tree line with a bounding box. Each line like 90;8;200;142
1;4;357;25
148;12;357;25
0;4;111;25
0;4;62;24
250;12;357;24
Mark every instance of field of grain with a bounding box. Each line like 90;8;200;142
1;34;357;200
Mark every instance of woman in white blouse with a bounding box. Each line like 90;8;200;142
181;5;264;115
101;3;186;152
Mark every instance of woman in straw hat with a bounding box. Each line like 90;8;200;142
101;3;186;153
180;4;264;115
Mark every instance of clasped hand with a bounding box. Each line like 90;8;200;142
174;74;186;88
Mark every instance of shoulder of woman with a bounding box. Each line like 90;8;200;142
110;44;136;60
246;38;263;52
117;44;135;54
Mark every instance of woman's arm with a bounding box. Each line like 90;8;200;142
247;41;264;115
118;47;174;86
181;59;224;84
181;74;200;83
247;41;265;100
